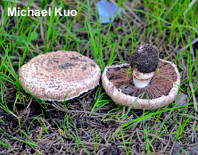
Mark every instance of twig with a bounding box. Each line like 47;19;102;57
81;141;109;147
190;45;198;74
163;137;171;152
13;0;41;10
136;130;143;143
0;5;4;26
184;0;197;18
50;102;116;117
189;120;196;142
180;45;197;112
165;46;179;60
179;37;198;52
78;98;88;117
169;142;175;155
115;115;134;123
109;0;143;24
189;82;198;111
125;6;143;24
148;139;156;153
40;20;45;43
96;148;106;155
148;133;167;145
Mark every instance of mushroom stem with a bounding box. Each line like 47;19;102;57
132;69;155;88
129;44;160;89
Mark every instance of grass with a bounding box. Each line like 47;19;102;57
0;0;198;154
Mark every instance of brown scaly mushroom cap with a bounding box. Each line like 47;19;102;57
102;45;180;110
19;51;101;101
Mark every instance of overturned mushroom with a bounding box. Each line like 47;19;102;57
102;44;180;110
19;51;101;101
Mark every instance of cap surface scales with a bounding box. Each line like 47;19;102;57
19;51;101;101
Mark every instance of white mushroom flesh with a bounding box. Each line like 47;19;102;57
132;69;155;88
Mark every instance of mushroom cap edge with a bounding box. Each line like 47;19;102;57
19;51;101;101
102;59;181;110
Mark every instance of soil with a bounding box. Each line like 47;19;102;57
0;0;198;154
129;44;159;73
106;60;177;99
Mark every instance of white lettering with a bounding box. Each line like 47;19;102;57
49;8;51;16
35;10;40;16
64;10;69;16
70;10;77;16
55;7;62;16
21;10;26;16
17;7;20;16
42;10;47;16
8;7;16;16
7;7;77;17
28;8;34;16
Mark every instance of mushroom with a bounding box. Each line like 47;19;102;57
129;44;159;88
102;44;180;110
19;51;101;101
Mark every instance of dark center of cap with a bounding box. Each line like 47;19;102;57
129;44;159;73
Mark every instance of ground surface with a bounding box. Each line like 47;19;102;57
0;0;198;154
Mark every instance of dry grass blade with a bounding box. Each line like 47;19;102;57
179;38;198;52
190;82;198;111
